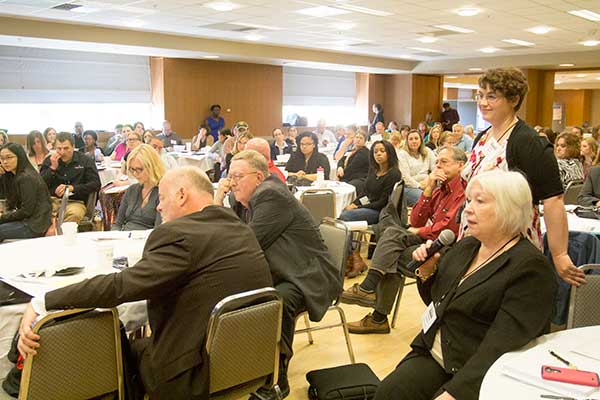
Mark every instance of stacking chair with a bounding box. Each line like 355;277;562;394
300;189;336;224
564;180;584;205
19;308;124;400
295;218;356;363
77;192;98;232
206;288;283;399
567;264;600;329
55;187;70;236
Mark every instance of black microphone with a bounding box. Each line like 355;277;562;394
404;229;456;273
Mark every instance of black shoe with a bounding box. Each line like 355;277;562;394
249;374;290;400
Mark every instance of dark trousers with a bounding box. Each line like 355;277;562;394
371;225;424;315
375;349;451;400
275;281;306;362
0;221;43;242
129;337;208;400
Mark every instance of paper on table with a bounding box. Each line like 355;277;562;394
104;184;130;194
571;343;600;362
344;221;369;231
501;345;600;397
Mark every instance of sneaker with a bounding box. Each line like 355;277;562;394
347;313;390;334
340;283;376;308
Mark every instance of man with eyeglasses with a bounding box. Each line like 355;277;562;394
214;150;341;400
40;132;101;223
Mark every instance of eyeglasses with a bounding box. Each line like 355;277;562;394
300;141;314;147
0;155;16;162
475;93;501;103
229;172;257;182
128;167;144;174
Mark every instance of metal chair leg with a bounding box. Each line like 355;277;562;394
334;305;356;364
391;275;407;329
303;313;314;344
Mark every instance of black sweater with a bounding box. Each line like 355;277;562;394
40;152;101;202
337;147;369;183
352;167;401;211
0;170;52;233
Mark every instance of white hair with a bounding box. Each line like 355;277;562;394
466;170;533;237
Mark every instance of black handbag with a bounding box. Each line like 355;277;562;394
306;363;381;400
574;206;600;220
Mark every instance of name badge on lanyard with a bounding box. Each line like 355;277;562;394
422;302;437;334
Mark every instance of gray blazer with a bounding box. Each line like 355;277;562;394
232;176;342;321
577;166;600;207
112;184;161;231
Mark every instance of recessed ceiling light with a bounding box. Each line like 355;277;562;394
417;36;438;43
502;38;535;46
555;81;562;84
568;9;600;22
576;74;587;78
245;34;264;41
334;4;393;16
480;47;499;53
595;77;600;81
123;19;146;28
433;24;474;34
296;6;350;17
203;55;220;59
332;22;356;30
559;63;575;67
204;1;241;12
408;47;443;53
446;76;458;79
526;26;553;35
580;40;600;47
468;67;483;71
456;8;480;17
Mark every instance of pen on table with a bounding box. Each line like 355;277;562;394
549;350;578;370
540;395;575;400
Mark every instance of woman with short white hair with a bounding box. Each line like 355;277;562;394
375;170;557;400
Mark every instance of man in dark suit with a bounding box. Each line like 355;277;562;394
18;167;273;400
215;150;342;399
441;102;460;132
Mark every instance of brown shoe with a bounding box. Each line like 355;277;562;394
345;252;354;276
340;283;376;307
347;250;367;278
347;313;390;334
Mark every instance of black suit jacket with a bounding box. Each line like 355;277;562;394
578;165;600;206
45;206;273;398
231;176;342;321
412;236;557;399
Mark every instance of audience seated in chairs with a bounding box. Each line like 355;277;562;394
374;170;557;400
0;131;8;147
82;130;104;163
452;123;474;153
143;129;154;144
112;144;164;231
334;126;356;161
313;119;337;147
341;146;466;334
191;124;214;151
206;128;233;182
580;137;598;179
247;137;286;182
555;131;584;189
339;140;401;277
149;136;178;170
425;125;442;152
26;130;49;170
215;150;341;400
286;131;330;181
336;130;370;189
224;131;253;175
40;132;101;224
577;165;600;206
0;143;52;242
270;128;292;160
17;167;273;400
157;120;182;151
397;130;436;206
285;126;298;151
104;124;123;156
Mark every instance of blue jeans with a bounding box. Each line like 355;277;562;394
0;221;41;242
404;187;423;207
339;207;381;225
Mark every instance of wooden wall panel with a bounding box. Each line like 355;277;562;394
554;89;592;127
591;89;600;126
411;74;442;128
150;57;165;124
162;58;282;139
383;74;412;126
367;74;386;125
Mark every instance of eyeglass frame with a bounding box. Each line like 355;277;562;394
229;171;258;182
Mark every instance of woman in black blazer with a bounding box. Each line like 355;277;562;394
375;170;557;400
336;130;369;188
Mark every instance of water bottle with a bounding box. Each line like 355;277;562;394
316;166;325;187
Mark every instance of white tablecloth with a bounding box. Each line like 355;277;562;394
541;206;600;234
480;326;600;399
294;181;356;218
169;151;214;171
0;231;150;378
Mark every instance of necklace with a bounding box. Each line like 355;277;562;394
460;235;519;284
487;117;518;144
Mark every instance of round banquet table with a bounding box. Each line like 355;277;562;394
480;325;600;399
294;181;356;218
0;231;150;379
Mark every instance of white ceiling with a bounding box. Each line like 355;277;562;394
1;0;600;64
